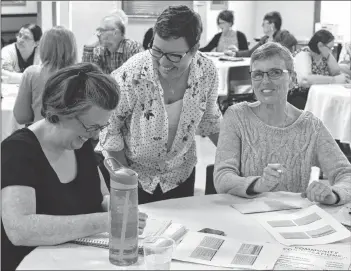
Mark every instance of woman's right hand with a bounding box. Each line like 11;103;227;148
333;73;350;84
253;164;285;193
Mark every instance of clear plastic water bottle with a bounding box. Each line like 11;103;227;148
104;158;139;266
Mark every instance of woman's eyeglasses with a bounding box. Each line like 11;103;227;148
249;68;289;81
76;117;109;133
16;32;34;42
149;46;193;63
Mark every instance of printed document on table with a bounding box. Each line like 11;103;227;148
256;205;351;246
273;244;351;270
172;231;284;270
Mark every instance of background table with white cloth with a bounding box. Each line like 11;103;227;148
1;83;23;141
205;54;251;96
305;84;351;144
17;193;351;270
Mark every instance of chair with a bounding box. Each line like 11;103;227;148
205;164;217;195
218;65;256;115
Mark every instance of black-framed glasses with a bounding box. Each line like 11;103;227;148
76;117;109;133
148;45;194;63
249;68;289;81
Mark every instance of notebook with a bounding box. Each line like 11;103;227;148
69;218;187;254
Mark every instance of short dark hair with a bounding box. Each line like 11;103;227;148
21;23;42;42
217;10;234;26
41;62;119;123
154;5;203;50
308;29;334;54
263;11;282;31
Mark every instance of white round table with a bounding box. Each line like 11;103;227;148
305;84;351;144
205;55;251;96
17;193;350;270
1;83;23;141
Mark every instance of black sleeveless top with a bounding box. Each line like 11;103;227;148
1;128;103;270
15;44;36;72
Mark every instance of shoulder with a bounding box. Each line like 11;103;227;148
236;31;247;38
195;52;217;75
112;51;149;78
225;102;250;121
1;129;41;163
1;43;16;54
294;48;311;59
23;65;42;75
123;38;143;49
214;32;222;39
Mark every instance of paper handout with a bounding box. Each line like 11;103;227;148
256;205;351;246
231;197;313;214
273;244;351;270
172;231;284;270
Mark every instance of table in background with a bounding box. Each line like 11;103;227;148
205;55;251;96
17;192;350;270
305;84;351;144
1;83;23;141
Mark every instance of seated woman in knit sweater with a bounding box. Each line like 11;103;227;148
199;10;248;53
214;42;351;205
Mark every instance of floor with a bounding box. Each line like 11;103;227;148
194;135;217;196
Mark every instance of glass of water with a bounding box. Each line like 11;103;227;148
143;236;175;270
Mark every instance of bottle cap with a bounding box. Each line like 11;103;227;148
104;158;138;190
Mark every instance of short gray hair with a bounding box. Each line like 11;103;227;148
102;9;127;36
39;26;77;72
250;42;294;71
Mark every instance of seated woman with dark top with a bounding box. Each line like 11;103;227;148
290;29;350;109
228;11;297;57
1;24;42;84
1;62;147;270
199;10;248;53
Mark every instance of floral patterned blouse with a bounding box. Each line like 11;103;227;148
96;51;222;194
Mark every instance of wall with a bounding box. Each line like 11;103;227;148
1;1;37;14
254;1;315;41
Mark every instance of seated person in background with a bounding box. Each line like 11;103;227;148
199;10;248;53
96;5;222;205
143;27;154;50
14;26;77;125
231;11;297;57
291;29;350;109
1;62;147;271
338;42;351;77
82;9;143;74
214;42;351;206
1;24;42;84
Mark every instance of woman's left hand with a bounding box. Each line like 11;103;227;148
138;211;148;235
301;181;337;205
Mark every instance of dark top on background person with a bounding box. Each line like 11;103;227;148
200;10;248;52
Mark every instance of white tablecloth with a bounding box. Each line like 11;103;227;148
1;84;23;141
17;193;350;270
205;55;251;96
305;84;351;144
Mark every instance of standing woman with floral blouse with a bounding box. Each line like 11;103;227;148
96;5;222;204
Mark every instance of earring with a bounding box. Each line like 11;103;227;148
48;114;59;124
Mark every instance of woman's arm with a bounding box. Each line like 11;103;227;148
294;51;335;87
326;53;341;76
2;186;108;246
316;122;351;205
199;33;221;52
214;107;260;197
13;68;34;124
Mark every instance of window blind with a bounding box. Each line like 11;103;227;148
122;1;193;16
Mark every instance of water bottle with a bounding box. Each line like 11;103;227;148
104;157;139;266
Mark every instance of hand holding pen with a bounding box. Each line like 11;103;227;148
253;163;285;193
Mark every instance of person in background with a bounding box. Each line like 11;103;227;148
1;62;147;271
229;11;297;57
143;27;154;50
96;5;222;204
14;26;78;125
338;41;351;77
214;42;351;205
199;10;248;53
291;29;350;109
1;24;42;84
82;9;143;74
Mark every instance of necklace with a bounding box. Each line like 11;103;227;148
159;66;190;95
